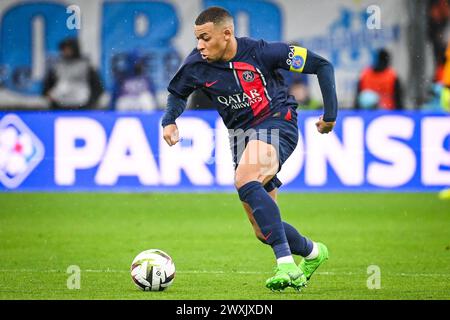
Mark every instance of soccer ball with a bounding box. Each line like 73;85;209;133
130;249;175;291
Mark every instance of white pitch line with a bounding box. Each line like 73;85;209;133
0;269;449;277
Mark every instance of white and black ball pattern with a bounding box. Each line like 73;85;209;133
130;249;175;291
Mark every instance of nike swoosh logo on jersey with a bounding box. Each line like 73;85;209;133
205;80;219;87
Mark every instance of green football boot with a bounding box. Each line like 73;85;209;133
299;242;329;281
265;263;307;292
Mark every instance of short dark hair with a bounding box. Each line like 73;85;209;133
373;48;390;71
195;6;233;25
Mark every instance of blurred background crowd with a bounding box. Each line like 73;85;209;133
0;0;449;113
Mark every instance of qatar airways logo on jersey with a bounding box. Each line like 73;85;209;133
217;89;263;110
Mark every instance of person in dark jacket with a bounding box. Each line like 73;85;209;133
42;37;103;110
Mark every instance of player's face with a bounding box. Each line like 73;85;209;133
194;22;230;63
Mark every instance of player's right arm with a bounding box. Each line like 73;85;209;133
162;54;199;146
162;94;186;146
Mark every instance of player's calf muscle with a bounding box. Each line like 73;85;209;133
242;187;278;243
243;203;266;241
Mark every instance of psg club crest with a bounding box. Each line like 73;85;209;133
242;71;255;82
0;114;44;188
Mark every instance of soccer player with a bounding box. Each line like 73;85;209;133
162;7;337;291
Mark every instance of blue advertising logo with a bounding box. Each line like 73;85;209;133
0;114;45;188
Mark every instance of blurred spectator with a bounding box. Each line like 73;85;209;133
422;40;450;112
280;69;321;111
427;0;450;77
42;37;103;110
288;73;321;111
354;49;403;110
440;41;450;111
434;46;446;83
289;75;309;105
111;52;159;111
0;65;7;88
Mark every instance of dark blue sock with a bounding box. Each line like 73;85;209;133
238;181;291;259
283;222;314;257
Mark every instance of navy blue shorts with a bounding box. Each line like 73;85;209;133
229;107;299;192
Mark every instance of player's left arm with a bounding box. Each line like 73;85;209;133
289;47;338;134
162;58;198;146
259;41;338;134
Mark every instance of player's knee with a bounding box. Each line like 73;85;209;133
234;176;249;190
234;168;257;189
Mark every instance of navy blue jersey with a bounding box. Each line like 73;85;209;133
165;37;337;129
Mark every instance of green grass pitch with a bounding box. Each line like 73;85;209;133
0;192;449;300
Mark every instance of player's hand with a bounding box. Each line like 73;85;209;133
315;116;335;134
163;124;180;146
